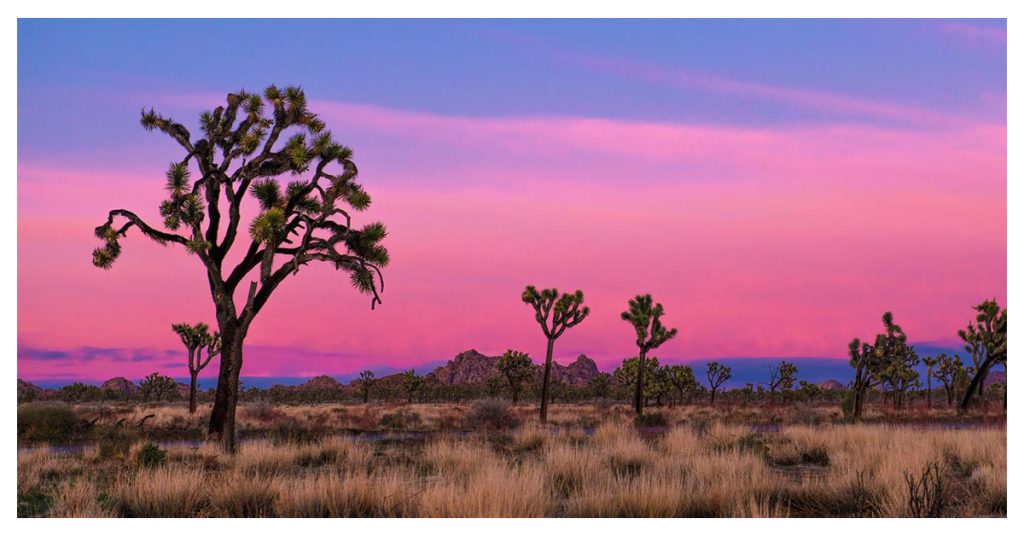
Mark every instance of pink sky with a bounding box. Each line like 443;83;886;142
17;99;1006;380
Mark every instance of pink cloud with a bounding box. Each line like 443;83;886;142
935;21;1007;49
17;101;1006;379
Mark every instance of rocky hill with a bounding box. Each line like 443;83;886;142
17;379;46;401
817;379;844;390
101;377;140;397
425;349;600;387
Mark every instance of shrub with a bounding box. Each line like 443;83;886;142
379;409;422;430
18;403;82;442
244;401;284;423
464;399;520;431
633;412;668;428
135;442;167;468
840;392;855;420
96;426;140;460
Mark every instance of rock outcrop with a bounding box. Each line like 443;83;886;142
424;349;600;387
17;379;46;401
101;377;140;397
300;375;345;391
817;379;844;390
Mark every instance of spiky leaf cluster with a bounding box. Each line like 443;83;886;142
521;286;590;340
620;294;678;352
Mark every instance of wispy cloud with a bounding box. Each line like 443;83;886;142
934;21;1007;49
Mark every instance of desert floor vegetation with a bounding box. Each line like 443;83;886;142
16;401;1005;518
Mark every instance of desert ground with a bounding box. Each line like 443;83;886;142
17;400;1006;518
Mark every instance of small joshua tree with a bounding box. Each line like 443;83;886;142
848;312;906;421
140;372;179;402
705;361;732;406
172;322;221;413
922;356;937;409
766;361;798;402
401;369;422;404
621;294;678;415
358;370;376;404
521;286;590;423
959;299;1007;410
665;365;699;406
497;349;534;405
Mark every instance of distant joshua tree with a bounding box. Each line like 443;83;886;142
665;365;699;406
959;299;1007;410
496;350;534;405
767;361;799;402
172;322;221;413
140;372;178;402
621;294;678;415
705;361;732;406
934;353;964;406
358;370;376;404
848;312;907;421
92;86;389;452
521;286;590;423
401;369;422;404
922;356;938;409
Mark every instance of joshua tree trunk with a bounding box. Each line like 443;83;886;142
208;321;246;453
539;338;555;423
960;358;998;411
634;349;647;415
189;371;199;414
512;387;519;406
709;387;717;406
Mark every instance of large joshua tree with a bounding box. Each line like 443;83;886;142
521;286;590;423
172;322;221;413
959;299;1007;410
621;294;678;415
848;311;907;420
92;86;389;452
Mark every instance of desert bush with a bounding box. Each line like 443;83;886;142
904;462;948;517
17;403;82;442
464;399;520;431
244;401;284;423
95;426;141;460
134;442;167;468
634;412;668;427
379;409;422;430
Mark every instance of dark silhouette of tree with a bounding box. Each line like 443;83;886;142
613;356;662;408
91;86;389;452
879;346;919;410
521;286;590;423
140;372;178;401
665;365;699;406
496;350;534;405
766;361;798;402
620;294;678;415
401;369;422;404
934;353;964;406
358;370;376;404
588;372;612;401
848;312;906;421
922;356;937;409
960;299;1007;410
705;361;732;406
172;322;221;413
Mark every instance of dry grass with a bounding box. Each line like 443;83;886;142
16;404;1006;518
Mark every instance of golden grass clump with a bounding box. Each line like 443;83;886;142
420;462;552;517
110;466;208;517
48;478;115;518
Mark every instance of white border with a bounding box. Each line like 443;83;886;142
5;1;1016;533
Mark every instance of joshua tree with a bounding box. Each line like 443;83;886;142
621;294;678;415
496;349;534;405
140;372;178;402
766;361;798;402
613;356;662;408
848;312;907;421
666;365;699;406
357;370;376;404
401;369;422;404
922;356;937;409
960;299;1007;410
588;372;612;401
879;346;919;410
705;361;732;406
521;286;590;423
91;86;389;452
934;353;964;406
172;322;221;413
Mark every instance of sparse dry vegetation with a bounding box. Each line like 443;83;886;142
16;402;1006;518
